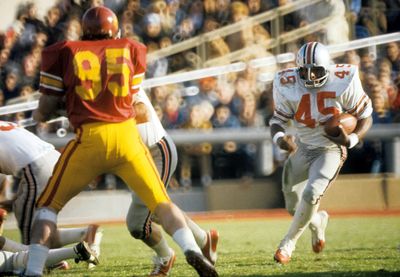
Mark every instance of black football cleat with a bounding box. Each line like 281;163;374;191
185;250;218;277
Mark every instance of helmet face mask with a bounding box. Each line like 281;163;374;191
296;42;330;88
82;6;120;40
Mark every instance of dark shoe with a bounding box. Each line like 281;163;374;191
185;250;218;277
74;241;99;265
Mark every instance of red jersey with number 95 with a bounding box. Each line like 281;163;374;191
269;64;373;148
39;38;146;128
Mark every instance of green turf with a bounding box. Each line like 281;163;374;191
4;215;400;276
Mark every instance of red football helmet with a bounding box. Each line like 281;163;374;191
82;6;119;40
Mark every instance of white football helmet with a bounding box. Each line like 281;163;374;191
296;42;331;88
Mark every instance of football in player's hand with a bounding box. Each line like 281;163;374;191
324;113;357;137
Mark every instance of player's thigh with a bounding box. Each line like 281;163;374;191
282;150;309;191
282;150;310;214
31;150;60;195
37;139;103;211
304;147;345;204
114;149;169;212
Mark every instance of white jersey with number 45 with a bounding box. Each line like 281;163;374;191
270;64;373;148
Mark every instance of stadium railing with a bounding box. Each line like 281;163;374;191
147;0;327;66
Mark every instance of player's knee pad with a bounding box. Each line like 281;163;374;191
34;207;57;224
128;224;152;240
127;217;152;240
129;229;145;240
302;187;322;205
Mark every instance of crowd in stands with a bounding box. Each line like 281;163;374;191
0;0;399;188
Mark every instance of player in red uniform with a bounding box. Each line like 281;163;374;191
26;6;218;277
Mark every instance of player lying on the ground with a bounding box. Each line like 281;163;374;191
0;121;103;269
0;236;97;275
269;41;372;264
126;88;219;276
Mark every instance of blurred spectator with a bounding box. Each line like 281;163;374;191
186;77;219;107
173;16;196;42
0;89;5;107
150;86;169;106
142;12;163;44
180;104;213;187
354;0;388;38
21;53;40;88
199;100;215;124
2;69;21;102
298;0;349;44
246;0;272;15
211;103;240;179
386;42;400;75
226;1;271;53
372;92;393;123
203;17;230;61
239;93;264;128
146;41;169;78
187;0;204;32
43;6;62;45
162;91;188;129
258;83;275;126
359;50;376;73
385;0;400;33
62;16;82;41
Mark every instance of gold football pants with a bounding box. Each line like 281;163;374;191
37;119;170;212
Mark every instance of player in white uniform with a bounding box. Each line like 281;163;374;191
0;121;102;265
0;237;97;275
269;42;373;264
126;88;219;276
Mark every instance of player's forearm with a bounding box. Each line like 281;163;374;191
353;116;373;140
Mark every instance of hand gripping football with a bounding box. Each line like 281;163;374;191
324;113;357;137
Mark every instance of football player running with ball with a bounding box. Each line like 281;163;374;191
270;42;373;264
128;88;219;276
27;6;217;277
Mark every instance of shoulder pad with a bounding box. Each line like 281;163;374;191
325;64;358;95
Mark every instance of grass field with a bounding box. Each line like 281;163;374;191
5;213;400;277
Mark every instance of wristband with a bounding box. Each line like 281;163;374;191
348;133;359;149
272;132;285;145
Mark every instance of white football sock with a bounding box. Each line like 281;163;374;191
2;238;28;252
309;210;323;231
285;199;320;243
25;244;49;276
45;247;76;267
172;227;202;254
151;237;172;259
58;227;89;246
186;218;207;248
